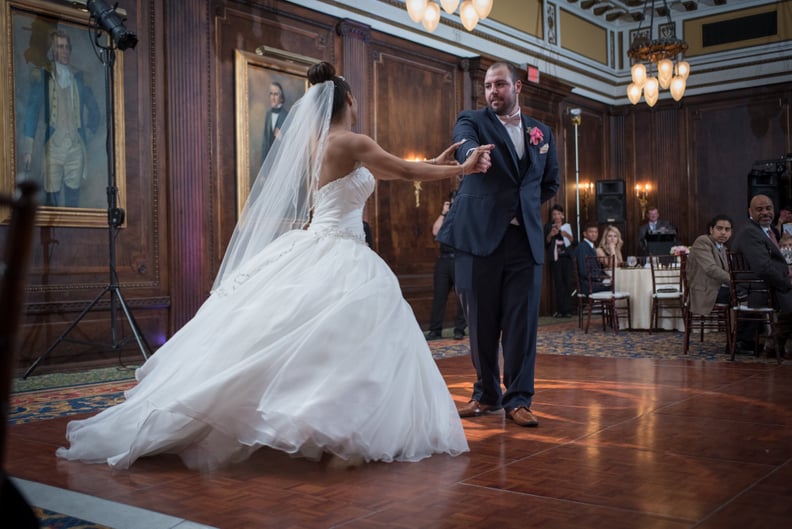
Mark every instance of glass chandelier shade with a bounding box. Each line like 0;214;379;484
405;0;493;33
631;63;647;88
406;0;427;23
440;0;459;13
422;1;441;31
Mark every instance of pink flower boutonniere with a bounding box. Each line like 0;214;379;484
528;127;544;146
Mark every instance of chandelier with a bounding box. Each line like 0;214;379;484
626;0;690;107
405;0;493;33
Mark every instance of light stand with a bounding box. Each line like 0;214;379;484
569;109;582;241
24;4;145;378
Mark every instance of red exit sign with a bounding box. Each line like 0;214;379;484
526;65;540;83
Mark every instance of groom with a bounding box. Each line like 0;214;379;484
437;61;559;427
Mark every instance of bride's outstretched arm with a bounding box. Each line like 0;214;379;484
345;133;493;182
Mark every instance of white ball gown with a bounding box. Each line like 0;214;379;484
56;167;469;470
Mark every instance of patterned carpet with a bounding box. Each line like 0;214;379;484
432;321;774;363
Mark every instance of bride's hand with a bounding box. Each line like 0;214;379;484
431;140;465;166
462;144;494;175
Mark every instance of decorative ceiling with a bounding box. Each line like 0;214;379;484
569;0;730;24
297;0;791;105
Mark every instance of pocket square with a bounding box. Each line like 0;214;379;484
539;144;549;154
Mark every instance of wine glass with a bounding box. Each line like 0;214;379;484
626;256;637;268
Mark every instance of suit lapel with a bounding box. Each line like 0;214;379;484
522;116;538;171
710;238;726;269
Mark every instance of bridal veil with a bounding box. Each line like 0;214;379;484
213;80;335;290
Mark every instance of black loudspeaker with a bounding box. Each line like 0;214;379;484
596;179;626;223
748;170;780;212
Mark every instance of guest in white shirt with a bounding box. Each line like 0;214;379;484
544;204;575;317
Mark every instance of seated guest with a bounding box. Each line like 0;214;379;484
687;214;733;315
731;194;792;354
596;224;624;266
576;222;609;294
638;206;676;255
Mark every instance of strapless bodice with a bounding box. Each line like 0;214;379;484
308;167;375;242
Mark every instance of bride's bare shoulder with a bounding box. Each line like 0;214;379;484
320;132;362;186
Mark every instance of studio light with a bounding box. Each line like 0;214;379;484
87;0;137;50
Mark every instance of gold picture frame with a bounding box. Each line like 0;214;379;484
234;46;317;215
2;0;127;227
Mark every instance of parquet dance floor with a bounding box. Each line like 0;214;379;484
7;352;792;528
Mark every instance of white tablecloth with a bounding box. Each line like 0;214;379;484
615;267;685;331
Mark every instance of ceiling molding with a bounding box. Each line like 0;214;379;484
290;0;792;105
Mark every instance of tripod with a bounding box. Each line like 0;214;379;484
24;33;149;379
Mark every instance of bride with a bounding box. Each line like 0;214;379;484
56;62;493;471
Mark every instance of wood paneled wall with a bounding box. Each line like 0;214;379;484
7;0;791;373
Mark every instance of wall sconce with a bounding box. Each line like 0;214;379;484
577;180;594;222
405;155;426;207
635;183;652;219
413;181;422;208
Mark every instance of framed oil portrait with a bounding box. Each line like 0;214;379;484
235;47;317;215
2;0;127;227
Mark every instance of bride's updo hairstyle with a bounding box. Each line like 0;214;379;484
307;61;351;120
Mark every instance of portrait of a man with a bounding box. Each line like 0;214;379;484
263;82;288;159
17;25;102;208
245;69;304;188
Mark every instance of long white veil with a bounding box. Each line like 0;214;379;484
213;81;335;291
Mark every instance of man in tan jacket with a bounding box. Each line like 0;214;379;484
687;214;733;315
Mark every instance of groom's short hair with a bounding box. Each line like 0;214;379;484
489;61;519;83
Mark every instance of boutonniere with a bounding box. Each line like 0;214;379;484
528;127;544;146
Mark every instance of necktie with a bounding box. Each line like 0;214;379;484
716;244;726;268
650;223;656;233
767;229;780;248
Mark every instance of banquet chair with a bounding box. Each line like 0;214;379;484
726;251;782;363
571;254;589;329
649;254;684;333
0;182;40;527
680;254;731;355
583;255;631;334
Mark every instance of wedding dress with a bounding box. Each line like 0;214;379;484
56;166;469;470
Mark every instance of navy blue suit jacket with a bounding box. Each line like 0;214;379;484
575;241;606;294
436;108;559;263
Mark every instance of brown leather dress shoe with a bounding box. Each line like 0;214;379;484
457;400;500;418
507;406;539;427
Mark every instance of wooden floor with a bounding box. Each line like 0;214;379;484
7;352;792;529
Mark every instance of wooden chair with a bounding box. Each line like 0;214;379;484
726;251;783;363
583;254;631;334
649;254;684;333
680;254;731;355
0;182;40;527
571;254;589;330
